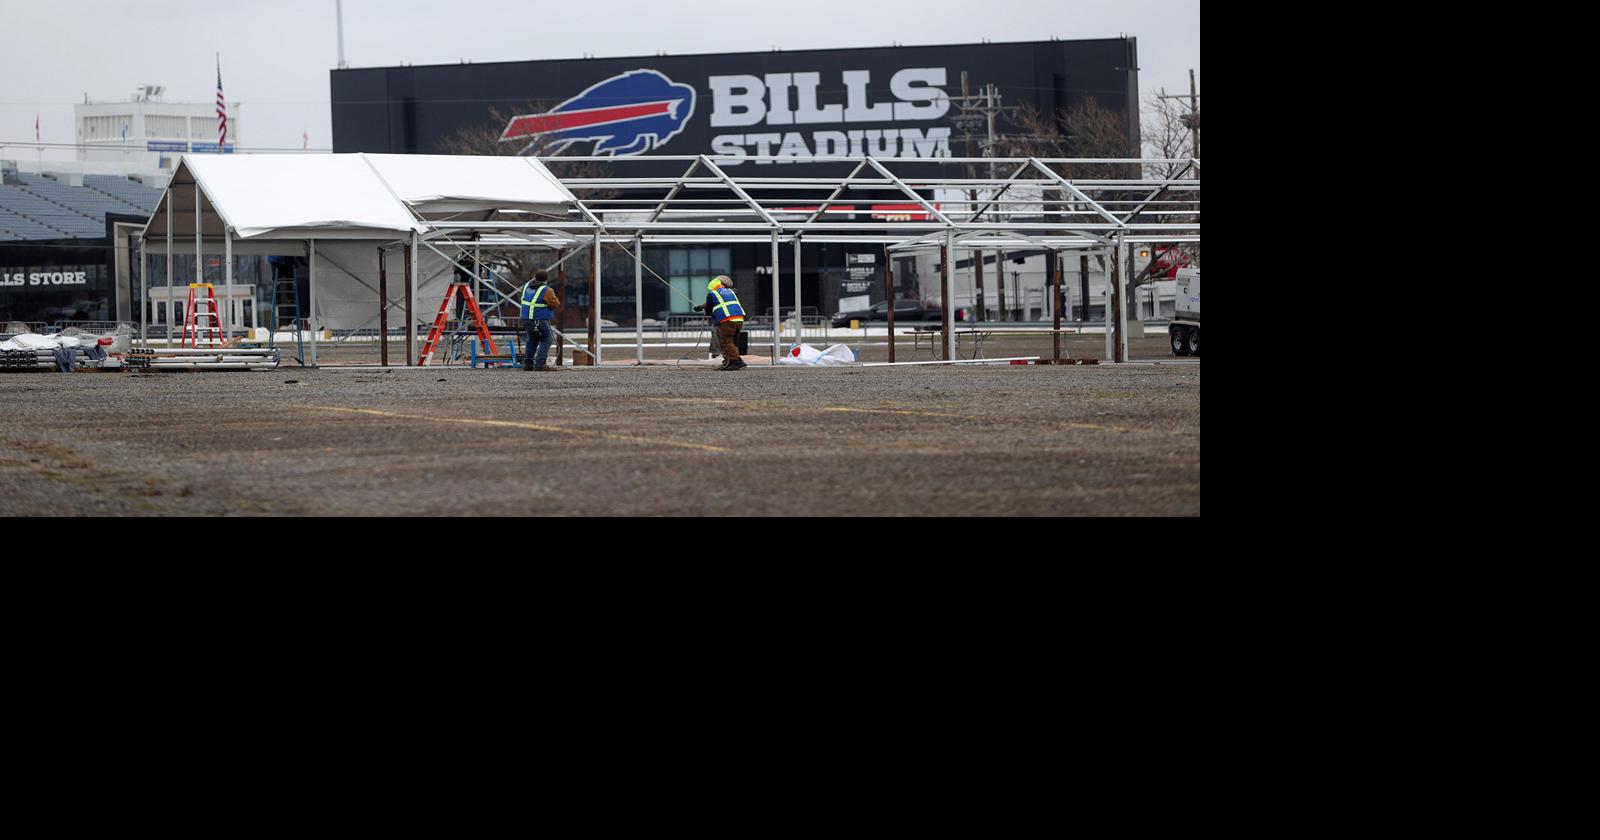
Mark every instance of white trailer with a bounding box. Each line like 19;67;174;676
1169;267;1200;356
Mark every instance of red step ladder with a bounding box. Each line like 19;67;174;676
183;283;224;348
418;283;496;365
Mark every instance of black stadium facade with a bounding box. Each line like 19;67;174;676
331;38;1140;322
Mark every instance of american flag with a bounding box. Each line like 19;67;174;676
215;57;228;148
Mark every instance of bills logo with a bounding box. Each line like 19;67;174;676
499;69;696;156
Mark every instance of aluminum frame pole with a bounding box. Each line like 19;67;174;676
222;227;233;341
1103;248;1114;361
771;230;780;363
590;232;601;365
308;238;318;367
1116;233;1130;363
165;195;172;347
555;251;566;366
139;240;148;345
378;247;389;367
792;235;802;348
864;156;955;227
1027;158;1124;230
634;237;644;364
194;184;202;288
942;231;956;361
699;154;781;228
408;233;418;366
645;159;703;224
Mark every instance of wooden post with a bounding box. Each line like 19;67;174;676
1052;251;1063;362
404;242;414;366
885;247;896;363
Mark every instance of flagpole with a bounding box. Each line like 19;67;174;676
215;52;228;152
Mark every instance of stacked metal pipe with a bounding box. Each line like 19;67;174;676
124;347;281;371
0;348;107;372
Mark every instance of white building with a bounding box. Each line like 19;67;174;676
76;86;239;172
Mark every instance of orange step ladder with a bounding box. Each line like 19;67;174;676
418;283;497;365
183;283;225;348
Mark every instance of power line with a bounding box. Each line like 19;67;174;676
0;83;1142;109
0;139;334;153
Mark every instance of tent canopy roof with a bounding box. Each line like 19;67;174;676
142;153;578;241
362;154;576;219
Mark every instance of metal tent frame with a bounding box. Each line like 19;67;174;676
138;154;1198;365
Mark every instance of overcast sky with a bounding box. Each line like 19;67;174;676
0;0;1199;160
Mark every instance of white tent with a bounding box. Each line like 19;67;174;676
139;153;579;359
363;154;575;219
136;152;1198;366
142;153;577;241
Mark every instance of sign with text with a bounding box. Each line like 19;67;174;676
332;38;1139;178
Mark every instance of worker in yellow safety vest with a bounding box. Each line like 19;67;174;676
693;275;747;371
519;269;562;371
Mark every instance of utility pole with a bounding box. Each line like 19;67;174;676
986;84;1004;321
1188;69;1199;160
960;71;983;322
1153;70;1201;319
947;80;1018;322
1157;70;1200;162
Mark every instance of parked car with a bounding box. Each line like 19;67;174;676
831;300;945;328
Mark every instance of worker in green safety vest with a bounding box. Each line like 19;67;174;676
519;269;562;371
693;275;747;371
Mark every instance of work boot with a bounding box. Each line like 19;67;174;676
725;359;747;371
534;365;552;372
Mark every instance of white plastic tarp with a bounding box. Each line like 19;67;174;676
778;343;858;365
305;241;524;332
309;241;450;332
181;155;425;239
0;333;82;351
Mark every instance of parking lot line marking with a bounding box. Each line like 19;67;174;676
1061;422;1131;433
642;397;747;406
824;406;966;419
824;406;1132;433
309;406;729;453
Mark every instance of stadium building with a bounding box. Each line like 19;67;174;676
0;159;279;331
77;85;241;171
1;88;263;330
330;37;1148;324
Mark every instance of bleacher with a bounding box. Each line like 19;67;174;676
84;175;163;213
0;206;68;239
0;172;160;241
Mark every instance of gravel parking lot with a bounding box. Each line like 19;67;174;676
1;357;1199;516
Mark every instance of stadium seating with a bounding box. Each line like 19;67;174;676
0;173;161;241
0;206;70;240
84;175;163;213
